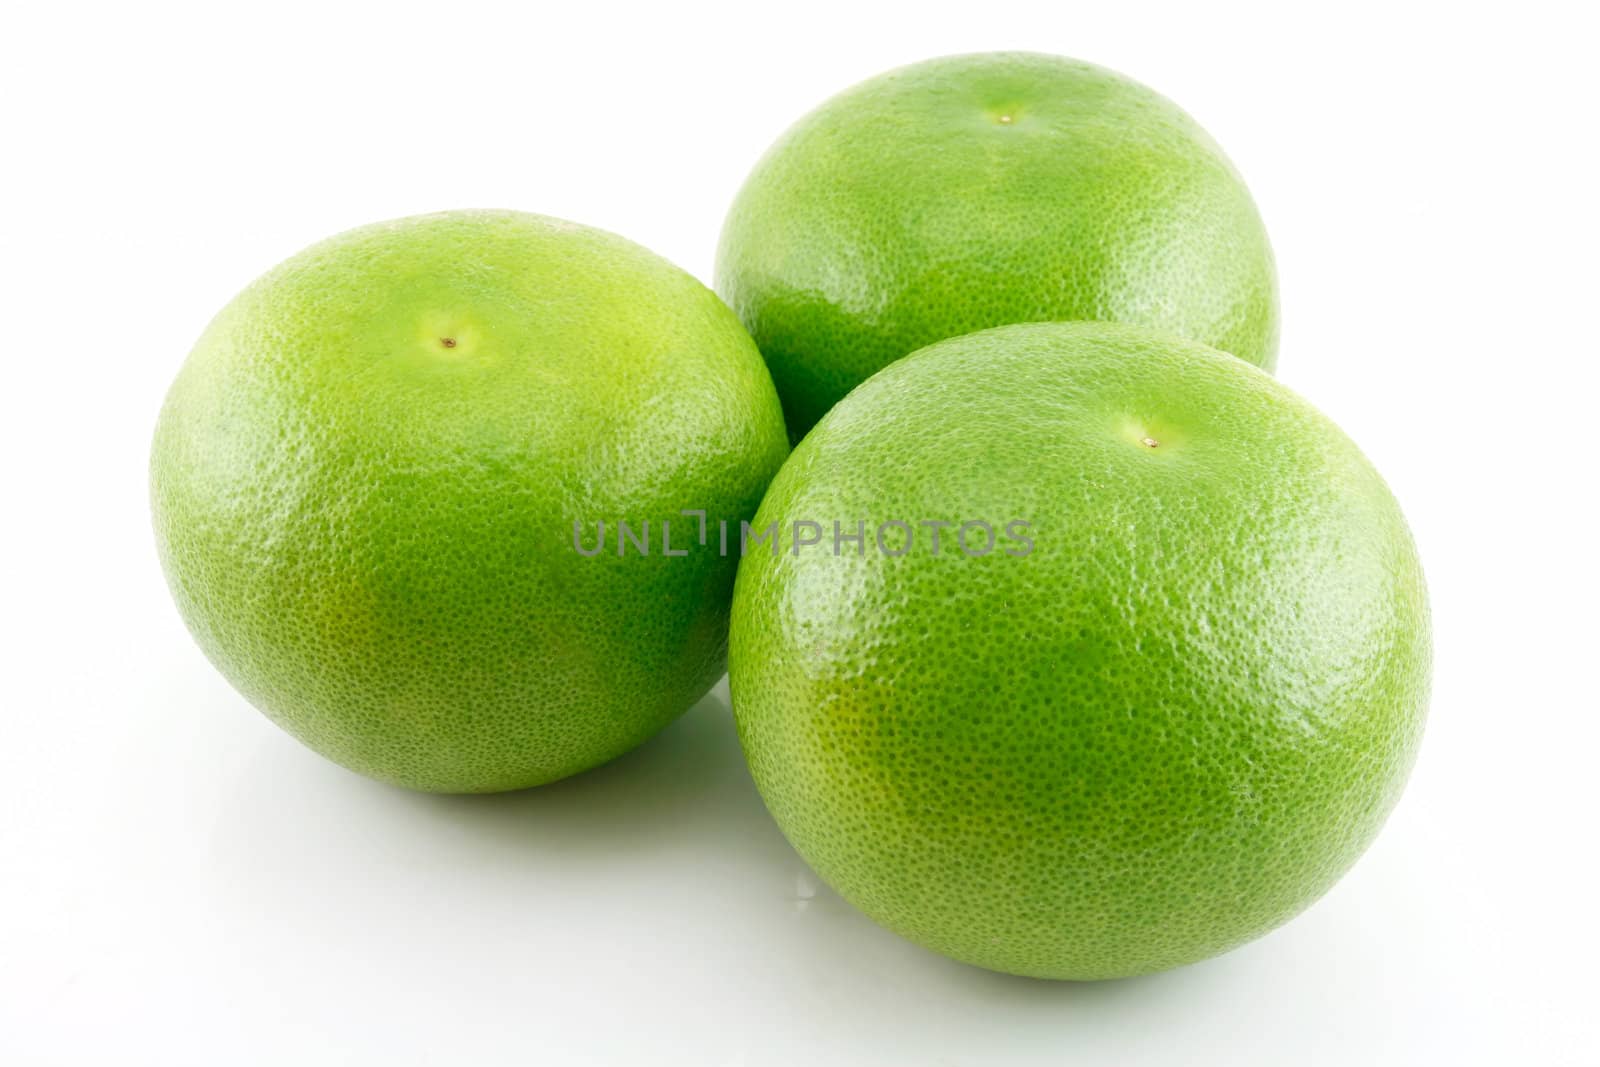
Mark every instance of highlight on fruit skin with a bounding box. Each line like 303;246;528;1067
716;50;1279;439
728;321;1429;980
151;210;789;793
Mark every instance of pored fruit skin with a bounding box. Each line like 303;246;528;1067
716;51;1279;439
152;210;788;794
729;322;1429;980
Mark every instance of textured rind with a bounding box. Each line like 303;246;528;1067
729;322;1428;980
152;210;789;793
716;51;1279;437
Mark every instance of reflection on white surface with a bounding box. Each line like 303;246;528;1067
0;665;1570;1065
139;680;1386;1061
792;872;817;912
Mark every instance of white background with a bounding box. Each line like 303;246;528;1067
3;2;1597;1064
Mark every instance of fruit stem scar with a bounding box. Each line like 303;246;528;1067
440;337;457;348
997;114;1014;124
1141;436;1159;448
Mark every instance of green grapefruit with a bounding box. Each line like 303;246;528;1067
716;52;1279;438
153;210;788;793
729;322;1428;979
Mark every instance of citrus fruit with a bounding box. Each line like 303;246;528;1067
729;322;1429;979
716;51;1279;438
152;210;788;793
